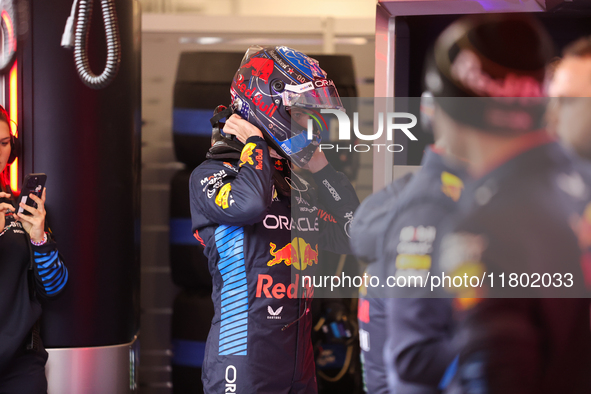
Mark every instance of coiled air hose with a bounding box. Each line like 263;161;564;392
63;0;121;89
0;0;17;73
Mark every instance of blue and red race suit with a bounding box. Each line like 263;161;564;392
189;135;359;394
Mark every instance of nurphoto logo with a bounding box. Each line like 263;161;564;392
307;109;419;153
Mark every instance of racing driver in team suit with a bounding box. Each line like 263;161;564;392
423;15;591;393
189;46;360;394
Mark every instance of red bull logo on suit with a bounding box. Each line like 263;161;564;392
256;274;300;299
256;273;314;300
239;143;256;167
267;237;319;270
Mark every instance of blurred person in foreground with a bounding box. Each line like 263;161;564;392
351;110;468;392
548;36;591;160
189;46;359;394
423;14;591;394
349;167;413;393
379;132;469;393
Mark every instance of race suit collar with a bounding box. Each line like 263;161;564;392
423;146;468;178
459;139;572;210
471;130;554;178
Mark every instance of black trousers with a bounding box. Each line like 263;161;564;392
0;344;48;394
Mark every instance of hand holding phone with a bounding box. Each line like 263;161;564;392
16;174;47;244
18;174;47;215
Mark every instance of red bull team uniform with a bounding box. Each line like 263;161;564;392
434;138;591;393
353;147;466;393
350;172;413;394
189;135;359;394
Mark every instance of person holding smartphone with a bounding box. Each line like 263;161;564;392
0;104;68;393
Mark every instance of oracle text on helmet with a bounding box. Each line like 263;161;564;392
307;110;418;141
314;79;334;88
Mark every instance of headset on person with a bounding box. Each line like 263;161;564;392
8;133;19;165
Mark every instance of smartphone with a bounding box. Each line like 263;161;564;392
17;173;47;215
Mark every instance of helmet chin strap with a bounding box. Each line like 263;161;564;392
207;105;245;158
209;106;235;127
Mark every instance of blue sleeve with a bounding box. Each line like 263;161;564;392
382;202;456;386
32;236;68;297
190;136;274;229
311;163;360;254
385;298;456;386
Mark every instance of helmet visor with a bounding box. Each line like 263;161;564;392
282;85;344;110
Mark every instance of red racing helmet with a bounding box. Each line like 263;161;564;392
230;45;344;167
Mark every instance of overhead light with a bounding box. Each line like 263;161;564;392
179;37;223;45
197;37;223;45
335;37;368;45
